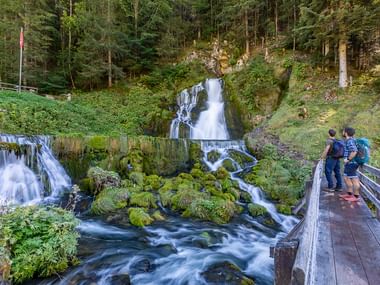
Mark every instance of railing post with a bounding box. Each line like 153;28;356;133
271;240;299;285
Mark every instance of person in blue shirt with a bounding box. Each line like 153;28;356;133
339;127;360;202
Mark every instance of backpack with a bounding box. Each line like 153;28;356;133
354;138;371;165
330;139;345;159
354;138;370;165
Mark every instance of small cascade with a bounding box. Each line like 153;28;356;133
170;79;229;140
200;140;298;232
0;135;71;206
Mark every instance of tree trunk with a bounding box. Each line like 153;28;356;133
245;8;249;55
339;38;348;88
107;0;112;88
275;0;278;39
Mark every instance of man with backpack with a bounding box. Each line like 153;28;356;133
339;127;367;202
321;129;343;192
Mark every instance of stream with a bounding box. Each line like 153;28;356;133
1;78;298;285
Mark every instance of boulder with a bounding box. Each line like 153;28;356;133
201;261;254;285
105;273;131;285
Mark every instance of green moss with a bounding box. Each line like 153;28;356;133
184;197;236;224
190;168;205;179
159;188;175;207
240;191;252;203
226;187;240;201
128;208;153;227
129;172;145;186
171;189;206;211
87;136;108;151
87;167;121;194
129;192;157;209
276;204;292;215
144;175;162;190
248;203;267;217
222;159;237;172
207;150;221;163
152;210;166;221
215;167;230;180
178;173;194;181
91;187;129;215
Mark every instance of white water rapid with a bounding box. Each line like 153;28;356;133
170;79;229;140
0;135;71;207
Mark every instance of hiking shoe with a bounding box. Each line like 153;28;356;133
344;196;360;202
323;188;335;193
339;193;352;199
334;187;343;192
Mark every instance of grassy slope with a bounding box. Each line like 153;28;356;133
266;61;380;167
0;61;209;136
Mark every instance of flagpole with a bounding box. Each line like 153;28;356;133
18;27;23;93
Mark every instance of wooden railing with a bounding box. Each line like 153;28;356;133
358;164;380;219
271;161;380;285
0;82;38;93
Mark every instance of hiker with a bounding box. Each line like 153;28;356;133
321;129;343;192
340;127;361;202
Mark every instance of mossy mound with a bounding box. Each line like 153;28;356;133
87;167;121;194
215;167;230;180
171;189;206;211
144;175;162;191
222;159;238;172
128;208;153;227
152;210;166;221
207;150;222;163
228;150;255;169
184;197;237;224
129;172;145;186
91;187;129;215
248;203;267;217
129;192;157;209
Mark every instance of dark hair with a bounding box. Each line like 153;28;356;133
344;127;356;137
328;129;336;137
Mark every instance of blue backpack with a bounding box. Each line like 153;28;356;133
354;138;370;165
330;139;345;159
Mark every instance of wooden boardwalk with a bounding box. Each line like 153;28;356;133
314;188;380;285
272;161;380;285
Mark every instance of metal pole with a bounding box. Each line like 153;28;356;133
18;27;23;93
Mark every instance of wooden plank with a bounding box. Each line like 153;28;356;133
367;218;380;246
362;164;380;178
314;192;337;285
330;220;368;285
349;220;380;285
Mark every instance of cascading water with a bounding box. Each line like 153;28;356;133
0;135;71;206
170;79;229;140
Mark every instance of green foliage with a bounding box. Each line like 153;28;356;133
248;203;267;217
129;172;145;186
0;206;79;284
144;175;162;191
128;208;153;227
171;189;206;211
91;187;129;215
129;192;157;209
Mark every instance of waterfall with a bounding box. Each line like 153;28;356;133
0;135;71;207
170;79;229;140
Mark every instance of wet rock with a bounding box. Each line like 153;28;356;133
222;159;237;172
105;273;131;285
129;259;156;275
201;261;254;285
207;150;221;163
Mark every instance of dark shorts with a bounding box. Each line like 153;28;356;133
344;162;359;178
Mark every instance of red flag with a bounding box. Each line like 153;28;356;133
20;29;24;49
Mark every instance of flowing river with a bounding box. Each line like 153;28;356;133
1;78;297;285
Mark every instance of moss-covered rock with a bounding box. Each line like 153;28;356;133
222;159;238;172
144;175;162;190
240;191;252;203
228;150;255;169
171;189;206;211
129;192;157;209
201;261;254;285
190;168;205;179
129;172;145;186
226;187;240;201
184;197;236;224
215;167;230;180
207;150;221;163
159;188;175;207
276;204;292;215
87;167;121;194
248;203;267;217
91;187;129;215
152;210;165;221
128;208;153;227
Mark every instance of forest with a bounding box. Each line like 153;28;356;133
1;0;379;92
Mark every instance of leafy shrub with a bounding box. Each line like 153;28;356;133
87;167;121;194
0;206;79;284
248;203;267;217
